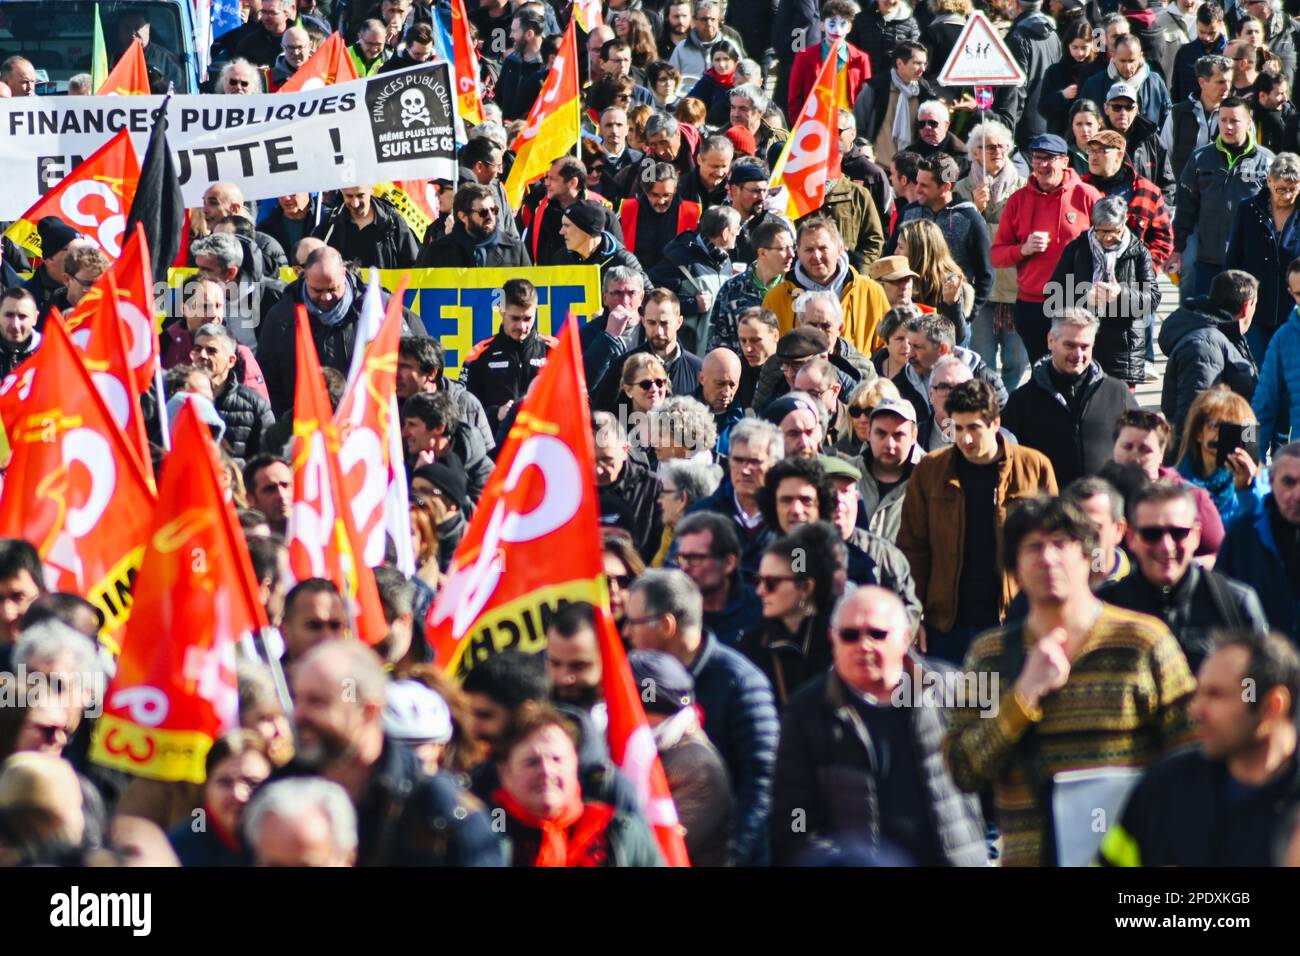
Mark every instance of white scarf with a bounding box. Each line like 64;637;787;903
1087;227;1133;286
651;706;700;750
970;157;1023;205
1108;59;1150;95
880;1;912;22
889;67;920;151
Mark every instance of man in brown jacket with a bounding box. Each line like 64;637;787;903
897;379;1058;664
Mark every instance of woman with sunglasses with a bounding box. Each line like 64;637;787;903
618;352;673;465
603;532;647;634
839;377;902;456
1175;385;1269;529
739;531;839;710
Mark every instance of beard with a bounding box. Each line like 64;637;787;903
552;683;603;709
293;721;355;770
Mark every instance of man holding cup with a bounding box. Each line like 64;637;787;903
991;133;1102;364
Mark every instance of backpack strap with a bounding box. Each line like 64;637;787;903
998;621;1057;866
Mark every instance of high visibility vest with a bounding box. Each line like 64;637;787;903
618;197;702;254
524;189;614;263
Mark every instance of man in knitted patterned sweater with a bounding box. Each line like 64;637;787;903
944;495;1197;867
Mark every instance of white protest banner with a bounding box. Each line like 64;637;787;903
0;62;459;219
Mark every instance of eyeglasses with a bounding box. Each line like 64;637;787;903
623;612;666;627
470;206;498;217
756;574;801;592
636;378;668;391
917;119;941;129
837;626;891;643
1134;525;1195;543
659;486;681;497
1107;101;1137;111
848;405;872;418
1031;153;1062;164
67;274;97;288
211;773;267;791
608;574;632;589
730;454;767;471
930;382;957;393
980;144;1008;153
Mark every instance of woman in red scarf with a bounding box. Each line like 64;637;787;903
685;40;743;116
492;702;664;867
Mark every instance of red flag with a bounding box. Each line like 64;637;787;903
4;129;140;259
64;272;152;485
0;314;155;646
288;305;387;644
770;41;842;219
90;401;267;782
98;37;150;95
65;223;159;393
449;0;484;124
335;276;406;566
279;32;359;93
427;319;690;866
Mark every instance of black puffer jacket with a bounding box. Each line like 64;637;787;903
1048;232;1160;384
771;662;989;866
459;326;553;425
1000;359;1139;488
848;4;919;83
0;330;40;379
1157;298;1259;437
313;194;421;269
1123;114;1176;206
418;224;532;269
211;372;276;467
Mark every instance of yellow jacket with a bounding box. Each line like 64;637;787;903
763;266;891;356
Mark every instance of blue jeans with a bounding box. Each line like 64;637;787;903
971;302;1030;392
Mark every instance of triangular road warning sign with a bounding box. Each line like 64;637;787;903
938;12;1026;87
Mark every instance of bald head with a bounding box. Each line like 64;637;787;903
830;585;912;696
282;26;311;69
203;182;246;229
699;348;742;413
294;236;327;268
303;246;348;310
1;57;36;96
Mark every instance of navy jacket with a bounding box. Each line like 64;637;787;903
1217;498;1300;641
688;630;780;867
1224;186;1300;331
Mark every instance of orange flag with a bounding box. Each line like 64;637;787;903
65;222;159;393
770;40;842;219
504;18;580;209
449;0;484;124
0;314;155;646
4;128;140;258
90;401;266;783
335;276;406;567
288;305;387;645
98;37;150;95
426;318;689;865
64;272;153;484
279;32;359;93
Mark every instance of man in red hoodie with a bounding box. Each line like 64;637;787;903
991;133;1102;364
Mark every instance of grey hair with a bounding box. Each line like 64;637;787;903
1271;153;1300;182
644;112;680;140
468;120;508;150
692;0;720;13
194;321;237;350
603;265;645;292
627;568;703;633
929;354;972;383
661;457;723;504
13;620;105;705
190;232;244;272
737;59;762;84
729;416;784;462
243;778;358;856
650;396;718;457
965;119;1015;152
793;290;844;326
1195;54;1232;79
701;204;742;239
1270;441;1300;480
730;83;769;112
592;408;628;445
1091;195;1128;228
1049;308;1100;335
219;58;263;93
917;99;949;122
829;585;907;634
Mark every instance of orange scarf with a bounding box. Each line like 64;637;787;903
493;788;617;867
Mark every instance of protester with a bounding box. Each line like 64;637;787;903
1174;385;1269;528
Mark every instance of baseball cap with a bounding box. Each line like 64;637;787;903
1106;82;1138;104
1027;133;1069;156
868;397;919;424
762;393;820;427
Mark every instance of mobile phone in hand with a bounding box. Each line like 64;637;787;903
1216;423;1260;470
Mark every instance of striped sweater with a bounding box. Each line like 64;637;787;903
943;603;1197;867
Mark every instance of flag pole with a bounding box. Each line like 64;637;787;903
154;358;171;450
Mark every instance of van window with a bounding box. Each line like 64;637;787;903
0;1;190;93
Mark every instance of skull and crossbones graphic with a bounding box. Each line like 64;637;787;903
399;89;432;128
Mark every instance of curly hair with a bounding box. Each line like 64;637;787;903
755;457;837;532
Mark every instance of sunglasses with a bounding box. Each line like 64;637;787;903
636;378;668;391
838;626;891;643
917;119;941;129
756;574;802;592
29;722;68;744
1134;526;1195;543
608;574;632;589
848;405;871;418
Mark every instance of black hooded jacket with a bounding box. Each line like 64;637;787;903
313;194;421;269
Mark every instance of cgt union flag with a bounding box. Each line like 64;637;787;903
770;40;842;219
90;401;267;783
4;128;141;259
426;319;690;866
0;314;155;646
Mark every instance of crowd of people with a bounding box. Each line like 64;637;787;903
1;0;1300;870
